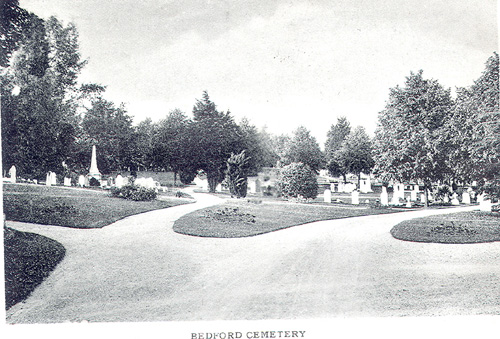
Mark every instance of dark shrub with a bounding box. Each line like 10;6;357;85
111;184;157;201
89;177;100;187
179;170;196;185
276;162;318;200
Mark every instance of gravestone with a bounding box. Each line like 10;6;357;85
248;179;256;194
9;165;16;183
344;183;356;193
115;174;124;188
480;199;492;212
64;177;71;186
46;172;51;186
451;193;460;206
88;145;101;182
443;195;449;204
78;175;85;187
216;184;222;192
51;172;57;185
420;193;426;203
351;190;359;205
360;179;373;193
462;192;471;204
337;182;344;193
410;190;417;201
324;189;332;203
380;186;389;206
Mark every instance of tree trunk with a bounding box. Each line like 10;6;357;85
207;174;218;193
357;172;361;188
173;171;177;186
343;174;347;184
424;183;430;208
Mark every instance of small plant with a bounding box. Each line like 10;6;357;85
111;184;157;201
203;207;256;224
247;198;262;204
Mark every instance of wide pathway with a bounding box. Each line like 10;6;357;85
5;193;500;323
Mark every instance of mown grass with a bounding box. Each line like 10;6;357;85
174;200;398;238
4;226;66;309
391;211;500;243
3;183;191;228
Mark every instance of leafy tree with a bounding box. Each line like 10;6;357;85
225;150;250;198
1;0;30;67
81;97;135;173
257;126;279;167
133;117;155;171
238;118;267;176
1;14;84;179
373;70;453;206
272;134;292;167
191;91;244;192
284;126;324;172
152;109;191;184
276;162;318;199
325;116;351;180
335;126;374;186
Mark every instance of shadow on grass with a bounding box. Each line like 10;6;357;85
4;227;66;310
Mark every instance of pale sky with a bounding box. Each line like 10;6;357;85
21;0;498;144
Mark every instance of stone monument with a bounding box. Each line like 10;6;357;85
380;186;389;206
324;189;332;203
87;145;101;182
9;165;16;183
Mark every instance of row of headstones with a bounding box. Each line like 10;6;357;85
323;187;493;210
43;173;162;191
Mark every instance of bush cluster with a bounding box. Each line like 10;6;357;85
276;162;318;200
111;184;157;201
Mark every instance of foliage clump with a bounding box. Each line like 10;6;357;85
276;162;318;200
225;150;249;198
111;184;157;201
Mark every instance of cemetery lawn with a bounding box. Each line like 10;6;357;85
391;211;500;244
3;184;191;228
174;200;398;238
4;226;66;310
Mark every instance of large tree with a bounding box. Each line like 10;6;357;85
284;126;324;173
81;97;135;174
324;116;351;181
373;70;453;206
191;91;244;192
1;14;85;179
151;109;191;183
336;126;374;186
1;0;30;67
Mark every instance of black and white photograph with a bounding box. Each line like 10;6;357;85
1;0;499;338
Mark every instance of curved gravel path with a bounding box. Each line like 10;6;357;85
5;193;499;323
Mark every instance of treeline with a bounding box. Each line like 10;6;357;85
1;1;499;197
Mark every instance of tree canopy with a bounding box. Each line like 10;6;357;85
373;70;453;204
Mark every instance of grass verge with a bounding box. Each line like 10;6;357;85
4;226;66;310
174;200;398;238
391;211;500;244
3;183;191;228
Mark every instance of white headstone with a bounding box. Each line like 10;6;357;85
115;174;124;188
351;190;359;205
9;165;16;183
462;192;471;204
338;182;344;193
480;199;492;212
360;178;373;193
380;187;389;206
443;195;449;203
50;172;57;185
477;193;484;204
45;172;51;186
410;190;417;201
248;179;256;194
216;183;222;192
324;189;332;203
64;177;71;186
420;193;426;203
451;196;460;205
78;175;85;187
344;183;356;193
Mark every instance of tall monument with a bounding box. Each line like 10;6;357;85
87;145;101;181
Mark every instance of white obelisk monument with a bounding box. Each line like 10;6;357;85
88;145;101;181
